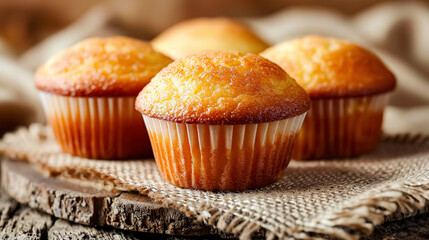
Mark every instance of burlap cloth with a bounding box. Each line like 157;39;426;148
1;124;429;240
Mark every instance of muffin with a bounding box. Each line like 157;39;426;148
261;36;396;160
136;51;310;191
152;17;269;59
35;36;173;159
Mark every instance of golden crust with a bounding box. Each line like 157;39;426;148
136;51;310;125
152;18;269;59
35;36;173;97
260;36;396;98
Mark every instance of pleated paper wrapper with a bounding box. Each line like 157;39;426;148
40;93;152;159
143;114;305;191
1;124;429;240
293;94;389;160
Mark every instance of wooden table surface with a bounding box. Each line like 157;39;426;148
0;157;428;239
1;191;428;239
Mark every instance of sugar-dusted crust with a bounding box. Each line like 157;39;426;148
136;51;310;125
260;36;396;98
35;36;173;97
152;18;269;59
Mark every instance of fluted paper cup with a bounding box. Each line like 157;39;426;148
293;94;389;160
40;92;152;159
143;114;306;191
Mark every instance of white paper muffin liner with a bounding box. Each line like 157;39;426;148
40;92;151;159
143;114;306;191
293;93;390;160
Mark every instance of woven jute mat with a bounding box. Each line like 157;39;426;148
1;124;429;240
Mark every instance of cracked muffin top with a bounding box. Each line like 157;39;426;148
261;36;396;98
35;36;173;97
136;51;310;125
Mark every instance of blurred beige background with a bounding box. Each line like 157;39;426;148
0;0;420;52
0;0;428;135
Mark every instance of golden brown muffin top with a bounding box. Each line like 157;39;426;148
152;18;269;60
136;51;310;125
35;36;173;97
260;36;396;98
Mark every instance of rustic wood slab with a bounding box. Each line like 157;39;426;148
0;158;232;238
0;193;223;240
